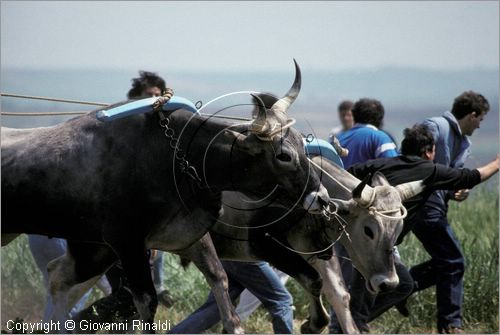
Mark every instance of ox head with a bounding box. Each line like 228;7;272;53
332;173;424;293
223;60;329;213
313;157;424;293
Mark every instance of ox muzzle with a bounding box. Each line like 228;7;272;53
303;184;330;213
366;272;400;294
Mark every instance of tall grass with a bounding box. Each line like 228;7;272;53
1;179;498;333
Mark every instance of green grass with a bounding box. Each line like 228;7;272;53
2;179;498;333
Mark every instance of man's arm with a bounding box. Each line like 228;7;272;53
421;119;440;143
374;132;398;158
450;155;500;201
476;155;500;182
430;155;499;196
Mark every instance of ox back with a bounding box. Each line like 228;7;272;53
1;109;228;247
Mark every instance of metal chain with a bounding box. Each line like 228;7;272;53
154;89;202;184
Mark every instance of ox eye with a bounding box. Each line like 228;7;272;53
276;152;292;162
364;226;374;240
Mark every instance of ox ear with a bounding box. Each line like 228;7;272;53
249;94;269;134
224;129;262;155
371;171;390;187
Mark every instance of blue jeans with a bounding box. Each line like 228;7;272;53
411;207;465;331
169;261;293;334
28;235;91;321
152;251;164;292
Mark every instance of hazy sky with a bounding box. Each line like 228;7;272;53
1;1;499;72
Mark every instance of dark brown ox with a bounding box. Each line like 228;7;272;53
1;61;329;333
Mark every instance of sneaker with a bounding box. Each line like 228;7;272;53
439;326;463;334
157;289;176;307
395;299;410;317
355;320;371;333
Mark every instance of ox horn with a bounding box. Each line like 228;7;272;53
396;180;425;202
352;173;375;208
270;59;302;114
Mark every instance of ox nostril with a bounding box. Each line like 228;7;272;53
379;282;389;292
318;194;328;207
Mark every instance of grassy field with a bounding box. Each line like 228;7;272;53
1;178;498;334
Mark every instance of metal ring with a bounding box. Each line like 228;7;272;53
169;139;179;149
305;134;315;143
164;128;175;138
159;118;169;127
195;100;203;109
175;151;185;160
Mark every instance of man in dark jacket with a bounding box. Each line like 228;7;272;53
338;123;498;333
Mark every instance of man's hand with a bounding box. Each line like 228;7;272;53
452;189;470;202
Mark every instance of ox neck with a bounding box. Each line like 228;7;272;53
154;110;248;192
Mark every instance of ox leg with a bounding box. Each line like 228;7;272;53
258;242;329;334
310;256;359;334
110;241;158;332
179;233;244;334
47;242;117;332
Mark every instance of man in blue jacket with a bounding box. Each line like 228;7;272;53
407;91;490;334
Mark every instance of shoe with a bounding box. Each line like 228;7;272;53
395;299;410;317
157;289;176;307
355;321;371;333
439;326;463;334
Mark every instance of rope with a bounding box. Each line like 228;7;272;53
369;205;407;220
0;92;254;121
265;232;343;256
1;111;89;116
0;93;109;106
1;110;252;121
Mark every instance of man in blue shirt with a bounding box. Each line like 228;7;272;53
406;91;490;334
337;98;398;168
330;98;398;332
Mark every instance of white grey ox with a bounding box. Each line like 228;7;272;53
205;154;424;334
1;61;330;333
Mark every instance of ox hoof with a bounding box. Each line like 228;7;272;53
233;326;245;334
223;325;245;334
300;318;326;334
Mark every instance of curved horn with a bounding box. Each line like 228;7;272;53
270;59;302;114
249;93;268;134
396;180;425;202
352;173;375;207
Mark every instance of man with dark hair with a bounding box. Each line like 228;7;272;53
332;124;498;333
351;98;385;128
127;70;167;99
405;90;491;333
329;97;398;332
328;100;354;139
337;98;397;169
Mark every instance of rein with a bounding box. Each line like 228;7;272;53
264;198;352;262
308;157;408;220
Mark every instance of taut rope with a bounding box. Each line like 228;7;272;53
0;93;109;106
